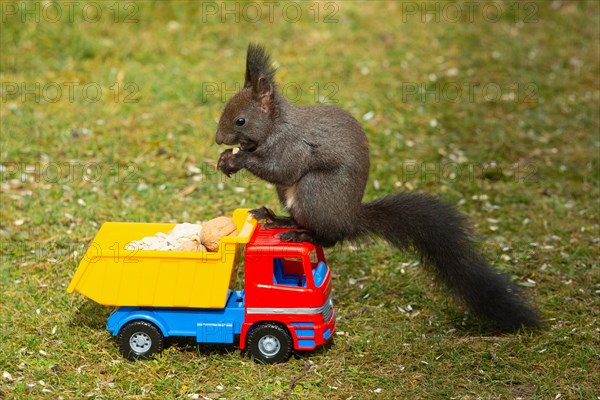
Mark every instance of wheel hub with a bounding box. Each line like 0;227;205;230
258;335;280;356
129;332;152;353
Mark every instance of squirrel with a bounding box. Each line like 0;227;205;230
215;43;541;332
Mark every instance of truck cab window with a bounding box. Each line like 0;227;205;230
309;250;328;288
273;258;306;287
310;250;319;264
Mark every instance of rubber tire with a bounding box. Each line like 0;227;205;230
117;320;164;361
247;323;293;364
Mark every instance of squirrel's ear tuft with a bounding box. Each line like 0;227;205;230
244;42;277;91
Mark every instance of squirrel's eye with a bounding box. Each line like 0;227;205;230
235;118;246;126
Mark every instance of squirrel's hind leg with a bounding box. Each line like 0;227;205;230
277;230;339;248
250;206;300;229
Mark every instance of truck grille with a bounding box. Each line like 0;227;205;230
322;295;334;322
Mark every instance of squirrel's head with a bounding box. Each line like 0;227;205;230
216;43;278;152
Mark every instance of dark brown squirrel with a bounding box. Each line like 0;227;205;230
215;43;541;332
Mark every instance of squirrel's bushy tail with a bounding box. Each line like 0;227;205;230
359;192;541;332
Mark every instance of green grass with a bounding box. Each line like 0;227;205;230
1;1;599;398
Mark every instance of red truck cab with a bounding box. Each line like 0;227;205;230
240;224;336;357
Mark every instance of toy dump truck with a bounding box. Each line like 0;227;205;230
67;209;336;363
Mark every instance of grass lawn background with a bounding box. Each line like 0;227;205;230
1;1;598;399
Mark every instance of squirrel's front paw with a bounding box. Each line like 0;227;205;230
217;149;242;177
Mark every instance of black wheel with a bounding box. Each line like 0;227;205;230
246;323;293;364
117;320;164;361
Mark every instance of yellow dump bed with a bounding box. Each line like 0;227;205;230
67;209;256;308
